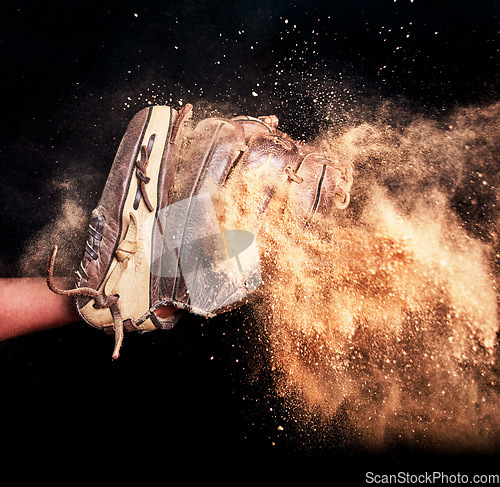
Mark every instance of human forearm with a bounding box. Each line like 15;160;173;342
0;277;79;340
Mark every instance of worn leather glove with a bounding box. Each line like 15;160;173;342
47;104;353;358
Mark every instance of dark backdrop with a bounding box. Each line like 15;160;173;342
0;0;498;481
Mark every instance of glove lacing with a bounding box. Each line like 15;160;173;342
47;245;125;360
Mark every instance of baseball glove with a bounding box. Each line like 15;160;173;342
47;103;353;359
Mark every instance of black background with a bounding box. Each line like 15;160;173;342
0;0;498;481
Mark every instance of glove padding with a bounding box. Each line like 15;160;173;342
48;104;353;358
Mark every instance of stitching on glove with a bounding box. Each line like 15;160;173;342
264;133;294;150
285;166;303;184
47;244;126;360
133;134;156;212
77;215;105;281
231;115;275;133
333;186;350;209
85;215;105;260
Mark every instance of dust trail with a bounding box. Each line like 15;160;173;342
18;186;89;278
254;101;500;452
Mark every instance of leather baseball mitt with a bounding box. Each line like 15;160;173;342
47;104;353;359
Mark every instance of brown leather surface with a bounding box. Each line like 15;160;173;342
76;107;153;297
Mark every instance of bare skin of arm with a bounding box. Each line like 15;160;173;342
0;277;79;340
0;277;176;341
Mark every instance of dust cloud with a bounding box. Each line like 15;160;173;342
19;193;88;278
254;100;500;452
